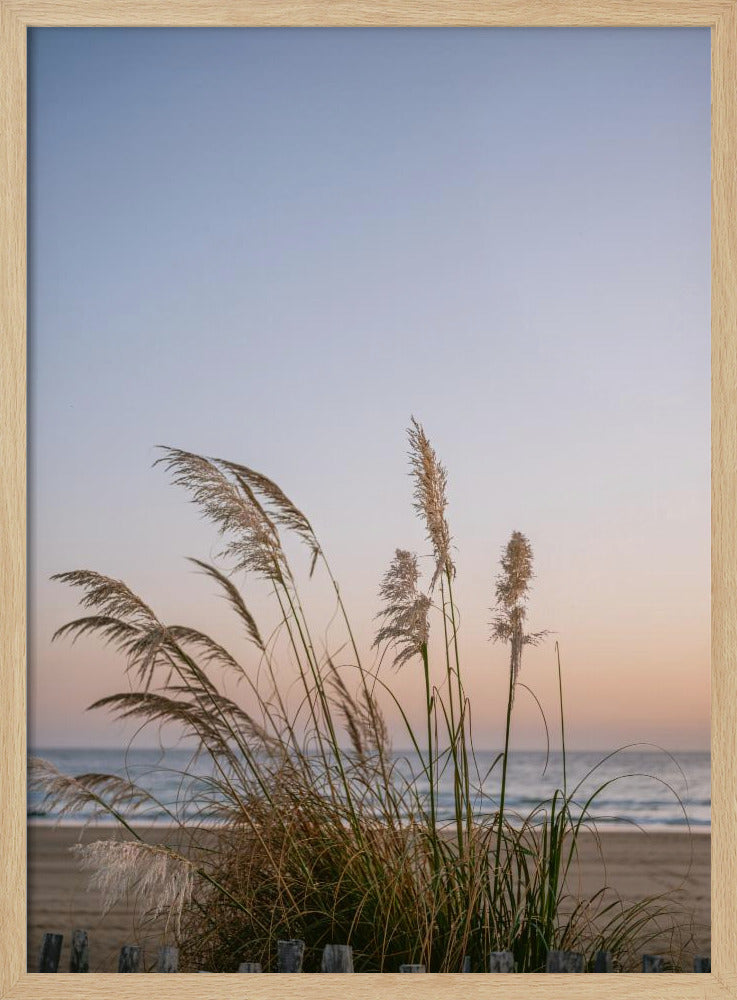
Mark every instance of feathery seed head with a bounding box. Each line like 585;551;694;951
407;418;454;588
373;549;430;669
51;571;157;628
495;531;534;610
29;757;156;818
73;840;195;933
157;448;285;582
491;532;545;697
218;460;322;574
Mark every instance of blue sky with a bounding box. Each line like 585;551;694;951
28;27;710;750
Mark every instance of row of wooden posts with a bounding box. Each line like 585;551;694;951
37;931;712;974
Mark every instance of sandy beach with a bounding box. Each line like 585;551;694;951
27;824;710;972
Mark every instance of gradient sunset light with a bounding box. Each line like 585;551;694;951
28;26;710;752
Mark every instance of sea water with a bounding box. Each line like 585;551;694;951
28;746;710;831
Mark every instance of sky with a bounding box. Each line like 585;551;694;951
28;27;710;752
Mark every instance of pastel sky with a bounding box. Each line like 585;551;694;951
28;27;710;752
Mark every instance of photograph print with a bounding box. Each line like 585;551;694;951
27;26;710;974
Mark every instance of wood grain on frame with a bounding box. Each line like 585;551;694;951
1;2;734;998
1;0;737;25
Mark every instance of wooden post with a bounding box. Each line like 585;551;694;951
277;939;305;973
38;933;63;973
321;944;354;972
399;964;426;972
546;950;585;972
69;930;89;973
489;951;514;972
594;951;613;972
238;962;263;973
642;954;664;973
157;946;179;972
118;946;142;973
694;956;711;973
461;956;471;972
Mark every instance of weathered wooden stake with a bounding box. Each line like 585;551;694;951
594;951;613;972
694;956;711;973
399;964;426;972
489;951;515;972
461;955;472;972
118;945;142;973
157;946;179;972
642;954;664;973
546;950;585;972
321;944;354;972
69;930;89;973
277;939;305;973
38;933;63;973
238;962;263;973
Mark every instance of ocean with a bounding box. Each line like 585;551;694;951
28;746;710;832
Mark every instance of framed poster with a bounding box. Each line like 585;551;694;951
1;3;735;999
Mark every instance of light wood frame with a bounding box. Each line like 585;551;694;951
1;5;733;998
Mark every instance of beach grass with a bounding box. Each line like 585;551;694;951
30;420;699;972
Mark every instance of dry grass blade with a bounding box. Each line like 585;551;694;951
168;625;244;675
188;558;265;650
171;686;283;752
360;686;390;756
326;658;367;759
